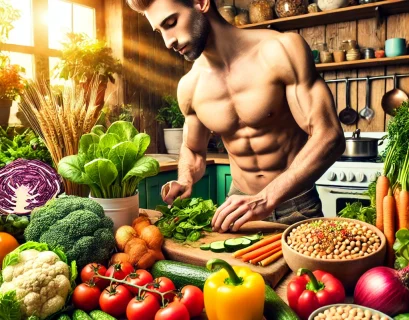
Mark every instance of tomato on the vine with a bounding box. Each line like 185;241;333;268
147;277;176;302
106;262;134;280
126;292;160;320
80;263;109;290
72;282;100;312
154;301;190;320
174;285;204;318
125;269;154;295
99;284;133;317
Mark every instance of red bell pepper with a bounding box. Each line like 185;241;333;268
287;268;346;320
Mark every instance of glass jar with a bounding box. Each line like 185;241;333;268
249;0;274;24
218;5;237;25
275;0;308;18
234;9;250;26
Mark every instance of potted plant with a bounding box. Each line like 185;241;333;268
156;95;185;154
57;121;160;230
54;32;122;107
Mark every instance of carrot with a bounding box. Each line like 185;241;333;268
394;186;401;230
240;240;281;262
383;188;396;268
259;250;283;267
232;233;283;258
399;190;409;230
249;247;281;265
376;175;390;232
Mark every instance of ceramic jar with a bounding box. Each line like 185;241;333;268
218;5;237;24
317;0;348;11
249;0;274;23
275;0;308;18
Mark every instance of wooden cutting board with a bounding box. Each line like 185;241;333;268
161;220;291;288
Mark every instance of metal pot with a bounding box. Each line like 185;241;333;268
343;129;379;158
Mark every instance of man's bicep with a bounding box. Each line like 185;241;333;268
183;113;210;154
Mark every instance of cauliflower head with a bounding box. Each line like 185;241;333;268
0;242;75;320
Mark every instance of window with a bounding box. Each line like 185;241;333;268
1;0;103;83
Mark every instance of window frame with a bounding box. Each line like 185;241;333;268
1;0;105;78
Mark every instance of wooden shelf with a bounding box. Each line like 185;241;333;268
240;0;409;31
315;55;409;71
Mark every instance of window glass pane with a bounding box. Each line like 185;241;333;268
73;4;95;38
8;52;34;80
48;0;72;50
49;57;65;86
7;0;33;46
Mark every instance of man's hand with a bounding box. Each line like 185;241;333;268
211;195;271;233
161;180;192;205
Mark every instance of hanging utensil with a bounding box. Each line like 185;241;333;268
359;76;375;122
381;74;409;116
339;78;358;125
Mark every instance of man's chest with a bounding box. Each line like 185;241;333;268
192;68;287;134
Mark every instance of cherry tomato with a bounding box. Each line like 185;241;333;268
125;269;154;295
174;285;204;318
106;262;134;280
80;263;109;290
148;277;176;302
154;301;190;320
99;284;133;317
72;283;101;312
126;292;160;320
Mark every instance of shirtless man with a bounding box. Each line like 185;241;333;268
127;0;346;232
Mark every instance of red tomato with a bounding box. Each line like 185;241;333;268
72;283;101;312
148;277;176;302
125;269;154;295
80;263;109;290
106;262;134;280
126;293;161;320
174;285;204;318
154;301;190;320
99;285;133;317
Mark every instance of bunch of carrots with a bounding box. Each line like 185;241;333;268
232;233;283;267
376;131;409;268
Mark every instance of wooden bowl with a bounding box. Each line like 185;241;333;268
282;217;386;292
308;304;393;320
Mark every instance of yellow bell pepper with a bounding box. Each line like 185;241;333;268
204;258;265;320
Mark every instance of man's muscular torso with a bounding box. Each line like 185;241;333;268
179;29;310;195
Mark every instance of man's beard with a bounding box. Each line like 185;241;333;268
183;10;210;61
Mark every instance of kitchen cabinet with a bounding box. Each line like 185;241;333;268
216;165;232;205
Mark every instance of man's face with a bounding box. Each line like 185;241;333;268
145;0;210;61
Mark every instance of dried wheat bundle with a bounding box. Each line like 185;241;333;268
19;77;103;196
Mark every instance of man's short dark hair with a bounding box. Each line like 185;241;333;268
126;0;216;13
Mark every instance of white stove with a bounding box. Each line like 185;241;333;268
316;132;386;217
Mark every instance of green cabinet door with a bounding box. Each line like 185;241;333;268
143;166;217;209
216;165;232;205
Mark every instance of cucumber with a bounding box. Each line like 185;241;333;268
89;310;117;320
224;237;251;252
150;260;299;320
210;240;225;253
57;314;71;320
243;233;263;244
72;310;92;320
200;243;211;250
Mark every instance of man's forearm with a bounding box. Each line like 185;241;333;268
259;131;345;209
177;143;207;187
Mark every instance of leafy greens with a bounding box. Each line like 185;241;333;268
338;201;376;225
155;197;217;242
393;228;409;270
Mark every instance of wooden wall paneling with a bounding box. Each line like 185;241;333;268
385;13;409;129
300;26;325;48
356;17;386;132
323;71;338;114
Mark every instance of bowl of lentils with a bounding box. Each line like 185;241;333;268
308;304;392;320
282;218;386;291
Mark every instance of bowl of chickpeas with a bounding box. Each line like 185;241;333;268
308;304;393;320
282;218;386;291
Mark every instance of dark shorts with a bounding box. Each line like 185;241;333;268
227;184;324;225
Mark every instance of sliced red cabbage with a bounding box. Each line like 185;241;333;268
0;159;62;214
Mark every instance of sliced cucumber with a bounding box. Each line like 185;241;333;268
242;233;263;244
210;240;226;253
224;238;245;252
200;243;211;251
237;237;252;247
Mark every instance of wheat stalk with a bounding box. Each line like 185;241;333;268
19;77;104;196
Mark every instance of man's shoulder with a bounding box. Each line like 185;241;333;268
258;32;306;56
177;68;200;114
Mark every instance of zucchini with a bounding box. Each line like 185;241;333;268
89;310;117;320
72;310;92;320
224;237;251;252
150;260;299;320
243;233;263;244
209;240;225;253
200;243;211;251
56;314;71;320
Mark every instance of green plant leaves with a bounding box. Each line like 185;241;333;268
84;159;118;197
57;155;92;184
133;133;150;159
108;141;138;181
106;121;138;142
123;156;159;183
91;125;106;136
99;133;120;158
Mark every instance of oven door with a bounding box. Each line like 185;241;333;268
316;185;371;218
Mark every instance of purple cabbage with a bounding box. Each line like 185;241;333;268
0;159;62;214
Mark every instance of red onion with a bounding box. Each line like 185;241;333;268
354;266;409;316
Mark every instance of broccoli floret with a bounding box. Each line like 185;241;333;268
24;196;115;269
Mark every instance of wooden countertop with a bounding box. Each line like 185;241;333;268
148;153;230;172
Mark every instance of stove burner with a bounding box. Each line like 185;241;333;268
338;156;382;163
